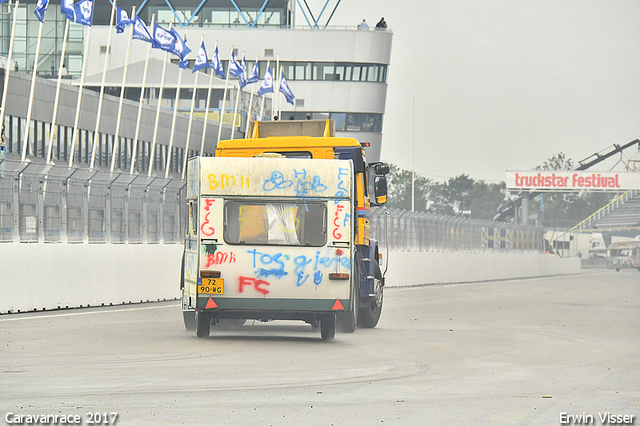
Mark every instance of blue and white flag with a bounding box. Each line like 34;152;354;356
210;46;225;78
60;0;75;21
192;42;208;73
170;28;191;68
170;28;191;62
228;51;243;78
247;60;259;84
74;0;94;26
0;0;11;3
153;23;176;52
34;0;50;23
238;54;248;89
131;15;153;44
257;66;273;96
115;7;132;34
279;71;295;105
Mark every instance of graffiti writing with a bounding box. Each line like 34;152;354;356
238;276;270;295
263;171;293;191
335;167;350;201
200;199;216;237
262;169;328;197
208;173;250;191
333;204;344;239
257;268;289;279
247;249;286;270
205;251;237;267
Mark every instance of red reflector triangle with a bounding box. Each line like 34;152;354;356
205;297;217;309
332;299;344;311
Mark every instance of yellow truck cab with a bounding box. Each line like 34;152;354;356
181;119;389;340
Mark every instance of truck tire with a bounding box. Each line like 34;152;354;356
358;261;383;328
183;311;196;331
320;314;336;341
195;311;211;338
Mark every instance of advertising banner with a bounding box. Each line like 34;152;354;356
506;171;640;191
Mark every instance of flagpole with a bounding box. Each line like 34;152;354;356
274;54;279;120
110;6;135;173
90;0;117;170
0;0;19;143
245;55;258;135
130;13;155;175
165;28;186;179
230;83;241;140
46;18;70;165
230;52;245;140
199;40;217;156
21;14;44;162
259;60;269;121
216;46;233;144
411;96;415;212
68;24;93;168
181;34;203;179
148;22;173;177
245;83;254;135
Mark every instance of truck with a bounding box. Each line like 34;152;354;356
180;119;389;340
606;240;640;271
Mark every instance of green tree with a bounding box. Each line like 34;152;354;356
385;164;433;211
469;180;509;220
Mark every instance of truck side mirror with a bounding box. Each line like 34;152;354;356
374;163;389;175
372;175;387;206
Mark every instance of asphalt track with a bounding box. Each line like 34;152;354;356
1;269;638;426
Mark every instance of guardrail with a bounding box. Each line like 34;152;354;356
0;158;543;251
371;208;543;253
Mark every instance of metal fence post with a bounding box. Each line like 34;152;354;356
12;174;19;243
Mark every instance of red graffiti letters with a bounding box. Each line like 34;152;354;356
332;204;344;239
238;276;270;295
205;251;236;267
200;199;216;236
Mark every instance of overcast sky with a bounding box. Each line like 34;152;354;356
300;1;640;183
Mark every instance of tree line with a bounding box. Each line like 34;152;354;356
384;153;616;228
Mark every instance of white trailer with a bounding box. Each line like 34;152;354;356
181;156;355;340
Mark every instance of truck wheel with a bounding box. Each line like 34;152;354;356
320;315;336;341
195;311;211;338
183;311;196;331
358;261;383;328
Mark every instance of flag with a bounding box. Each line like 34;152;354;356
211;46;225;78
228;51;243;78
192;42;208;73
153;23;176;52
279;71;295;105
169;28;190;63
60;0;75;21
34;0;50;23
115;7;132;34
74;0;94;26
132;14;153;44
247;60;259;84
238;54;248;89
257;66;273;96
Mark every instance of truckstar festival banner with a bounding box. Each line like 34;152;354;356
506;171;640;191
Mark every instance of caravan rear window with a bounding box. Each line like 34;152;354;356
224;200;327;246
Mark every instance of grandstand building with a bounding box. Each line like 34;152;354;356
0;0;393;176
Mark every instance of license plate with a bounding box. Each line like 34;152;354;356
198;278;224;295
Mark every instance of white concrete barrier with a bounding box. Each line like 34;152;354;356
383;251;581;287
0;243;184;313
0;244;581;314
